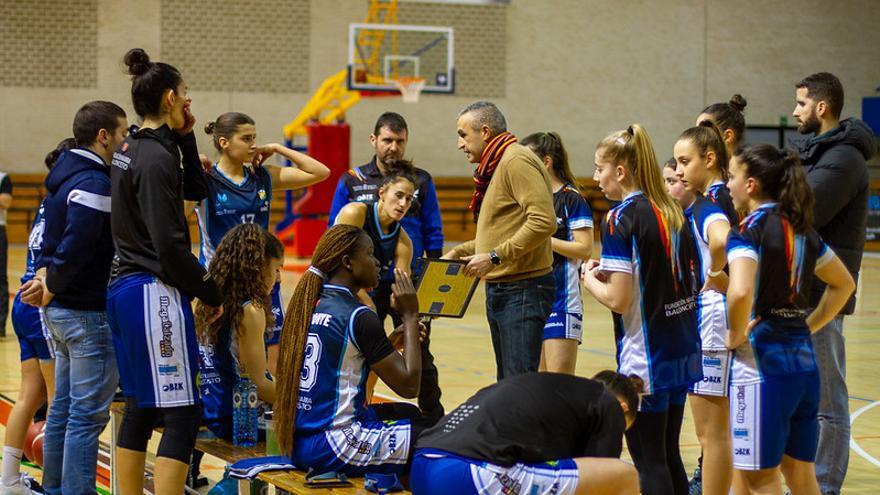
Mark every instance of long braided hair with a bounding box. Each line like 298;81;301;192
275;224;367;455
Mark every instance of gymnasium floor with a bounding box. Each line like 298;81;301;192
0;245;877;492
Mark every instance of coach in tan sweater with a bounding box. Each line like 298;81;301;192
444;101;556;380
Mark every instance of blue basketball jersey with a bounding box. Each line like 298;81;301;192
199;307;244;423
685;195;729;287
295;285;379;435
706;180;739;225
727;203;832;385
599;191;701;394
22;200;46;284
362;202;401;284
196;164;273;266
551;185;593;314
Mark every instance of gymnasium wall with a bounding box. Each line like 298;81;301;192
1;0;877;176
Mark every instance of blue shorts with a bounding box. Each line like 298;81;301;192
543;312;583;343
293;418;413;477
640;385;688;413
410;449;580;495
729;372;819;470
11;293;54;361
265;281;284;346
107;273;201;408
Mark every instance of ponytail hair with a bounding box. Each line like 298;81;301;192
204;112;256;152
735;144;814;232
123;48;183;119
592;369;644;424
274;224;367;455
677;120;730;182
45;138;77;170
521;131;581;193
700;94;747;150
597;124;684;232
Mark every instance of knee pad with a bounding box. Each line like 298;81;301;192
156;405;201;464
116;398;158;453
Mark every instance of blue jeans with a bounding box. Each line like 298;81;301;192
485;273;555;380
811;315;848;494
42;306;119;495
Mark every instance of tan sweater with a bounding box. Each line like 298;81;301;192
451;143;556;282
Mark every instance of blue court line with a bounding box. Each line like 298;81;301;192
850;396;876;403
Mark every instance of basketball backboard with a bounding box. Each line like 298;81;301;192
347;23;455;94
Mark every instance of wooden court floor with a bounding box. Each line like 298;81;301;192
0;245;877;492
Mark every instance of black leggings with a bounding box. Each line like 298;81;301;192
625;403;688;495
116;398;201;464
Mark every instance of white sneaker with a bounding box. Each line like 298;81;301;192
0;474;42;495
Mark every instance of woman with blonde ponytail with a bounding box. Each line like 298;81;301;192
275;225;434;479
582;124;700;495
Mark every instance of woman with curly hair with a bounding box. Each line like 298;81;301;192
194;223;284;440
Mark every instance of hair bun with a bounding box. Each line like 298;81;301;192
123;48;152;77
729;94;747;113
204;121;216;135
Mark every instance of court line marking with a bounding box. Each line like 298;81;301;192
850;400;880;468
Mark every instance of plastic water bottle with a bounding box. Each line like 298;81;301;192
233;374;258;447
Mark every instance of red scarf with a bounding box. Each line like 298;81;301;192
469;132;517;222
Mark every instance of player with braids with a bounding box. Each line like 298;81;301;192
275;225;433;478
582;124;700;495
194;223;283;440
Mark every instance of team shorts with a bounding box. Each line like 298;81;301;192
697;289;728;350
640;385;688;414
265;280;284;346
729;371;820;470
11;293;54;361
689;349;732;397
543;312;583;343
410;449;579;495
107;273;201;408
293;418;413;477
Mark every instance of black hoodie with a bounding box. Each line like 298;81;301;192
795;117;877;313
110;126;222;306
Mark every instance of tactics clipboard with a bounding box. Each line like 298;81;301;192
413;258;479;318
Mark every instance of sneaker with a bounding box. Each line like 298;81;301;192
0;474;43;495
688;466;702;495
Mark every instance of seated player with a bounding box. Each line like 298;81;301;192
410;371;641;495
195;224;284;440
273;225;435;477
333;170;416;318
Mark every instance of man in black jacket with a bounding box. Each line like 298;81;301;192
793;72;877;495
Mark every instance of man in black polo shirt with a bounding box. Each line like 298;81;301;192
327;112;445;419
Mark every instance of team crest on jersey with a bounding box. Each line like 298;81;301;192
258;189;267;201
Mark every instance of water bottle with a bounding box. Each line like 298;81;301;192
233;374;258;447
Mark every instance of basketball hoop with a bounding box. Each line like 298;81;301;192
393;76;427;103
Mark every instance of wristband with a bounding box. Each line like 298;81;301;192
707;268;724;278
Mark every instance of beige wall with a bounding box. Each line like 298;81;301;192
1;0;878;175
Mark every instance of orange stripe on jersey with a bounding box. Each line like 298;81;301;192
649;201;679;289
781;217;797;302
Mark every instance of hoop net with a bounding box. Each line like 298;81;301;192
392;77;427;103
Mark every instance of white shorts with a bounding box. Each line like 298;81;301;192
689;349;732;397
698;290;728;350
470;459;580;495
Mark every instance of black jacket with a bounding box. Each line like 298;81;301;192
110;125;222;306
796;118;877;313
39;149;114;310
